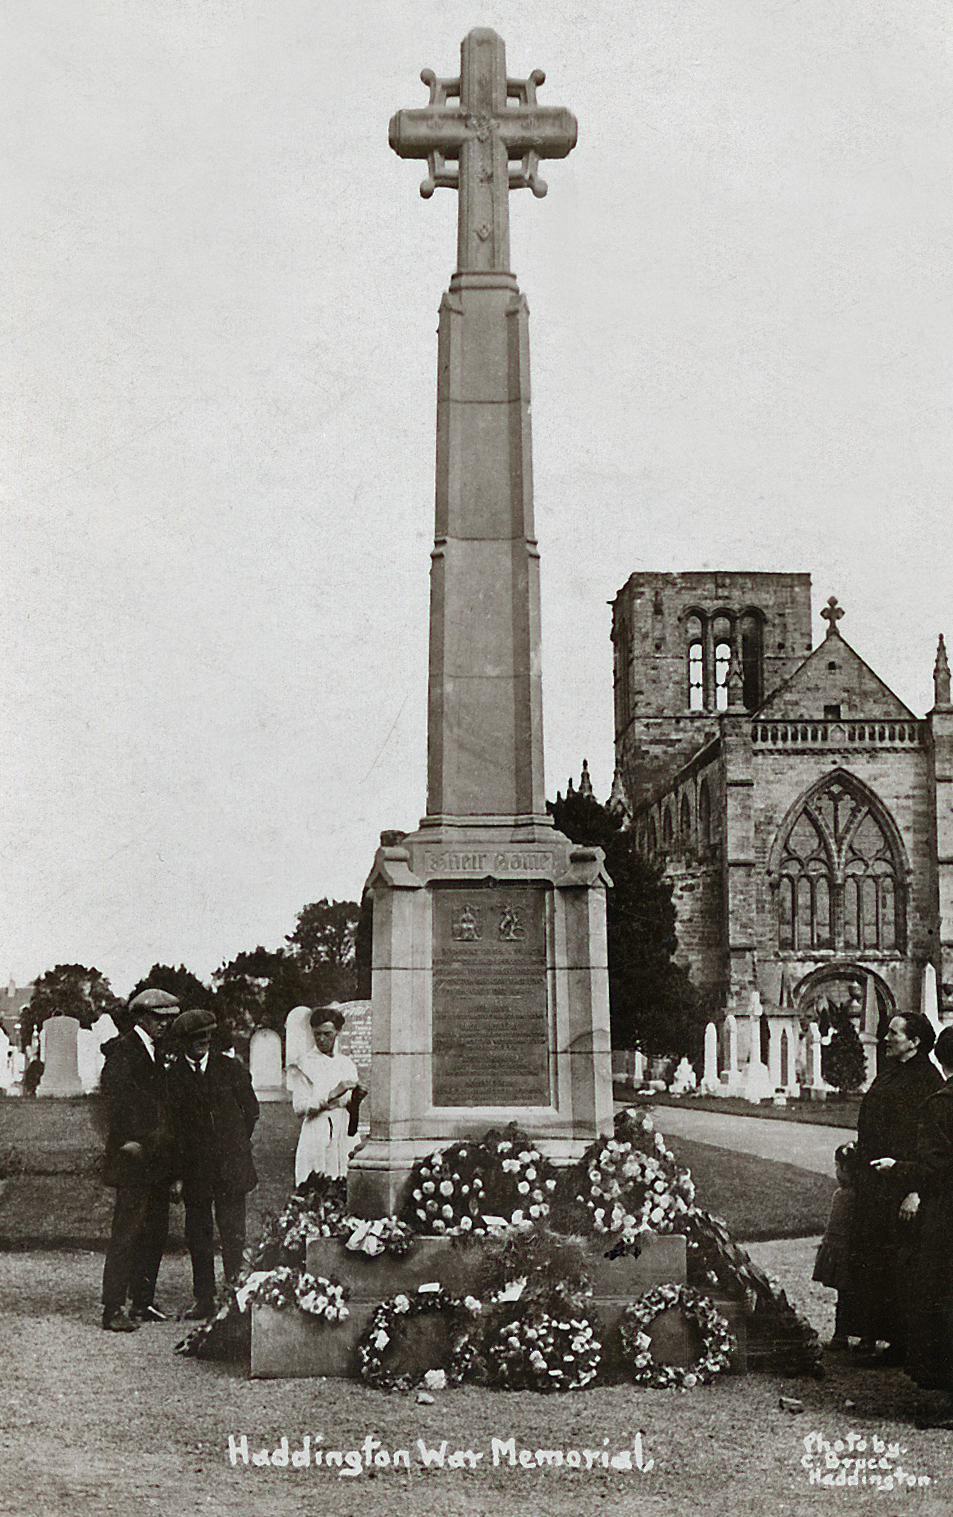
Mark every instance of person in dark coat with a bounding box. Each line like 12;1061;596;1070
100;987;181;1331
849;1010;943;1366
905;1026;953;1422
166;1007;260;1318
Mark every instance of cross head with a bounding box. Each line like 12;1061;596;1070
821;596;845;634
389;28;577;273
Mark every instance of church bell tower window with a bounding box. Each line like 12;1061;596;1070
688;642;704;710
714;641;732;711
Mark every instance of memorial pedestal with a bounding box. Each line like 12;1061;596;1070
250;1231;698;1379
347;826;614;1218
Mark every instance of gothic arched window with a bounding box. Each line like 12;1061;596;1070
662;806;673;849
698;778;711;847
713;616;732;712
686;614;704;710
680;794;692;846
775;776;905;954
740;611;764;711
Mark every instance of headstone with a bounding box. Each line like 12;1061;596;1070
284;1005;314;1098
921;962;941;1033
77;1013;119;1093
350;30;611;1217
722;1013;745;1096
669;1057;696;1094
35;1016;83;1097
702;1021;719;1093
0;1025;12;1091
742;1056;773;1103
632;1048;645;1086
249;1028;286;1102
804;1020;825;1097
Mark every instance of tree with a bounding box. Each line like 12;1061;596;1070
22;964;123;1048
286;898;361;1003
129;963;213;1011
821;1009;867;1093
212;947;307;1039
548;788;706;1061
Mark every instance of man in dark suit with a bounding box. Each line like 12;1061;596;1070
100;987;180;1331
166;1007;260;1318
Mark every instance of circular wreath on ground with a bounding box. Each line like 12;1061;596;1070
619;1284;735;1389
483;1294;602;1393
357;1285;482;1392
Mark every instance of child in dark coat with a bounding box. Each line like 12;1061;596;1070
813;1142;860;1349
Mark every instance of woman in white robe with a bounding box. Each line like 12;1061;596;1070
287;1007;359;1184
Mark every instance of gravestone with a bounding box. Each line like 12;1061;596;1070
36;1016;83;1097
0;1025;12;1092
349;29;612;1217
702;1021;719;1093
249;1028;285;1102
77;1012;119;1093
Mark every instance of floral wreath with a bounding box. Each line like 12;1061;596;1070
483;1291;602;1393
357;1284;482;1392
234;1267;350;1322
619;1284;735;1389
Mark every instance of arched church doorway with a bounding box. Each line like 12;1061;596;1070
794;965;895;1085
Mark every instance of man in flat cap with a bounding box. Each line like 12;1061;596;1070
166;1007;260;1318
100;987;180;1331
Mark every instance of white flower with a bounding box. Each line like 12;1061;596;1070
374;1330;389;1350
393;1294;411;1312
463;1295;482;1313
517;1181;530;1195
510;1209;525;1225
441;1204;454;1220
412;1189;422;1201
459;1215;473;1231
422;1181;435;1194
439;1180;454;1197
544;1178;556;1191
362;1234;384;1256
423;1368;446;1390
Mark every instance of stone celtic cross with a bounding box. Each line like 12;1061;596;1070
388;28;577;273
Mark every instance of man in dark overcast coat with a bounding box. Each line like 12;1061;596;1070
100;987;180;1331
166;1007;259;1318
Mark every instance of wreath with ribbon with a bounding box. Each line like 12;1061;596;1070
619;1284;735;1389
357;1285;482;1392
483;1292;602;1393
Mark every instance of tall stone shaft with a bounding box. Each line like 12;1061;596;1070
349;32;611;1218
427;271;545;823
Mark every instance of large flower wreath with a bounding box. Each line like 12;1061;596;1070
357;1284;482;1392
483;1287;602;1393
401;1127;558;1235
619;1284;735;1389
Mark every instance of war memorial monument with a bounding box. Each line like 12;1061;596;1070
347;28;615;1219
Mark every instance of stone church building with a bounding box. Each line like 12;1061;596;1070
610;572;953;1090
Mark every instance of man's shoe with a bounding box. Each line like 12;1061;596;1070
183;1299;216;1320
129;1304;168;1323
102;1308;140;1333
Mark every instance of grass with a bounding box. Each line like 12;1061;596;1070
0;1096;833;1248
0;1249;947;1517
615;1085;862;1129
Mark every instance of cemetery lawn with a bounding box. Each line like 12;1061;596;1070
617;1087;862;1129
0;1246;948;1517
0;1099;835;1248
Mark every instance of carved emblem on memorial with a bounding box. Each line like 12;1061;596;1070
498;904;526;942
452;903;483;941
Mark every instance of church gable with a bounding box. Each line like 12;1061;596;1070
756;601;914;723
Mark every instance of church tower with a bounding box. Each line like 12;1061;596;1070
611;571;813;805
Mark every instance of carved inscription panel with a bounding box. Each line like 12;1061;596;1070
431;884;550;1107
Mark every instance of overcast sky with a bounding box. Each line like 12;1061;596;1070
2;1;951;996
